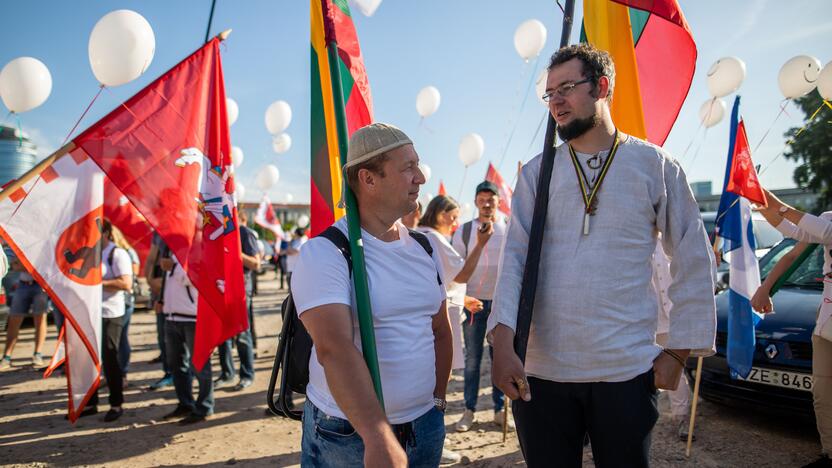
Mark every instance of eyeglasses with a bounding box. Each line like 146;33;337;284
542;78;593;102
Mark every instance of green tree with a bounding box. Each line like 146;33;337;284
783;90;832;212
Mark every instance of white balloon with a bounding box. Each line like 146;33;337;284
234;182;246;202
272;133;292;154
514;19;547;61
231;146;244;167
815;61;832;101
778;55;822;99
88;10;156;87
226;98;239;126
535;69;548;106
706;57;746;98
418;163;432;183
416;86;441;118
284;193;294;204
461;202;474;220
265;100;292;134
699;98;726;128
459;133;484;167
0;57;52;113
350;0;382;17
256;164;280;191
297;214;310;229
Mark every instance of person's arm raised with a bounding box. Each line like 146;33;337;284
300;304;407;468
453;223;493;283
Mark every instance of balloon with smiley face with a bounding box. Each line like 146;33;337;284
706;57;746;98
778;55;822;99
817;62;832;101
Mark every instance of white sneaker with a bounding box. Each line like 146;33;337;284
494;410;515;432
455;409;475;432
32;353;44;367
440;448;462;465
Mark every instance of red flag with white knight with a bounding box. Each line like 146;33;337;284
254;195;285;241
73;37;246;369
725;119;767;207
485;163;513;216
0;149;104;422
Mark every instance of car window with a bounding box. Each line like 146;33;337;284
759;239;796;279
783;244;825;289
752;220;784;250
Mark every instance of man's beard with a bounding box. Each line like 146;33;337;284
557;113;600;142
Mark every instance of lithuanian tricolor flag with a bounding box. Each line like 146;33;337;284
582;0;696;145
310;0;373;237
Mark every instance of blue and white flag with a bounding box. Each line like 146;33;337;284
715;96;765;379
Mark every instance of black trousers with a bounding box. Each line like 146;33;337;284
91;315;125;408
513;370;659;468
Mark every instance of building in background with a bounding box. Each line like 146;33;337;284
237;202;309;228
0;125;38;187
689;181;712;198
695;187;820;213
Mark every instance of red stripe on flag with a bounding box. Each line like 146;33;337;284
40;166;58;184
9;188;26;203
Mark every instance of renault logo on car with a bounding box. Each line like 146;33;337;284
765;343;778;359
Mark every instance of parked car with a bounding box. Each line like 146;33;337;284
700;211;784;292
688;237;821;416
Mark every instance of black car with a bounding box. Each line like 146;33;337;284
690;238;821;416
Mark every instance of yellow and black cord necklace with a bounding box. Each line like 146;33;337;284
568;129;621;235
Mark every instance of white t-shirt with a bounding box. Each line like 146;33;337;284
291;218;446;424
163;255;198;322
102;243;132;319
451;218;506;300
285;235;308;273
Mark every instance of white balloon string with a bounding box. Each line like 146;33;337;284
680;121;704;162
498;55;542;172
686;127;710;170
62;84;106;146
458;166;469;201
751;98;789;155
496;57;536;172
15;114;23;148
525;111;548;156
757;100;830;177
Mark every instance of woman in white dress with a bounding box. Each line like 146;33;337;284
417;195;493;370
753;188;831;467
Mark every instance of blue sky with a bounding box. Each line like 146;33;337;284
2;1;830;208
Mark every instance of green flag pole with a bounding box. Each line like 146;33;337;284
770;243;819;296
325;43;385;407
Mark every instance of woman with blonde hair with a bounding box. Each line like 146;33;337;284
109;225;141;386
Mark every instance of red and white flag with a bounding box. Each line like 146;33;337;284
254;195;285;240
73;38;247;369
0;150;104;422
485;163;513;217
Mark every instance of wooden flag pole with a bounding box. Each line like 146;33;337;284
0;142;76;204
502;404;508;442
686;356;704;457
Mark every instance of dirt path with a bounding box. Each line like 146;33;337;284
0;272;821;467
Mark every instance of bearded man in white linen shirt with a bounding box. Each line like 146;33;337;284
488;43;717;468
291;123;453;468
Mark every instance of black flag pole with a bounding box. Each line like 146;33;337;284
513;0;576;363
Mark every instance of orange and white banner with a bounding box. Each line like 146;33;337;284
0;149;103;422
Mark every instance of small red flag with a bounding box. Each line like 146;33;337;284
74;38;247;369
726;120;767;207
438;180;447;197
485;163;513;216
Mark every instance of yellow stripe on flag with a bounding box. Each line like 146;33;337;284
583;0;647;140
311;0;346;220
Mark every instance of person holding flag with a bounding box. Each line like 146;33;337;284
488;43;716;466
753;191;832;467
291;123;452;467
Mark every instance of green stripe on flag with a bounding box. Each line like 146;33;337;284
333;0;351;17
579;21;587;43
628;7;650;46
338;55;355;105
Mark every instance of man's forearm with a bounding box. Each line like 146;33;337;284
241;253;260;271
102;277;131;291
453;244;485;283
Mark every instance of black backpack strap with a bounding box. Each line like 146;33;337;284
407;229;442;286
461;221;472;257
319;225;353;274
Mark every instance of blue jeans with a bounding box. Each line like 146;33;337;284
301;400;444;468
156;313;170;375
118;300;134;375
463;299;504;412
164;320;214;416
218;294;255;381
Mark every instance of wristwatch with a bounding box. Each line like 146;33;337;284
778;205;789;215
433;397;446;412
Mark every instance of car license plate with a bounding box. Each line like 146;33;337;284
739;367;813;392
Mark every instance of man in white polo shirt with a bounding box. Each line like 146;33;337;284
291;123;453;468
